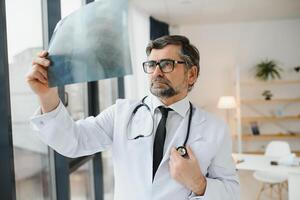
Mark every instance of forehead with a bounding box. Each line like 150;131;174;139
148;44;182;60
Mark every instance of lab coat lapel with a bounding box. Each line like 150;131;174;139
160;107;206;167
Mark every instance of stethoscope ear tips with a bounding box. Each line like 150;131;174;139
176;146;188;157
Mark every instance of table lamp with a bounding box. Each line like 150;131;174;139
217;96;237;124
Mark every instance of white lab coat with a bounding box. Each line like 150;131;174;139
31;98;239;200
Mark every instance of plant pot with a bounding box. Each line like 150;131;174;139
265;96;272;101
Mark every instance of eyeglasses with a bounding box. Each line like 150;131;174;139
142;59;186;74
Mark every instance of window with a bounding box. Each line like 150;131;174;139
3;1;121;199
70;160;94;200
98;78;118;200
6;0;51;199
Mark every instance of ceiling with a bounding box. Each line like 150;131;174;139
130;0;300;26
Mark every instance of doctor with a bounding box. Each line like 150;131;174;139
27;35;239;200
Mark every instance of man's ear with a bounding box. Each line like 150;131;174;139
188;65;198;86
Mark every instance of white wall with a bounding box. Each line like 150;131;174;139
124;4;150;100
174;19;300;152
174;19;300;116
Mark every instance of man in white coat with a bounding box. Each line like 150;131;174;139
27;35;239;199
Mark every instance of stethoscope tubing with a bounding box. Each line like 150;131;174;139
130;96;193;156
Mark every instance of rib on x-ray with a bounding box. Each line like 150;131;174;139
47;0;132;87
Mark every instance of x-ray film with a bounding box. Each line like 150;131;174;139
47;0;132;87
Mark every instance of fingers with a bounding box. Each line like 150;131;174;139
27;69;48;84
32;56;51;68
32;50;50;68
37;50;48;58
26;64;48;84
27;50;50;85
171;147;182;158
170;147;185;163
187;146;196;160
35;64;48;80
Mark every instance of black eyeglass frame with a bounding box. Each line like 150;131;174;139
142;59;186;74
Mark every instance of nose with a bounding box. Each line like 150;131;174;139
152;64;163;77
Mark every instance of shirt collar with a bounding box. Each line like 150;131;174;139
146;94;190;117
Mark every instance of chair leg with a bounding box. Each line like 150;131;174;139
256;182;285;200
283;181;288;190
256;183;265;200
278;183;282;200
270;184;273;199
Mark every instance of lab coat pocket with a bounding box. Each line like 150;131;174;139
126;135;153;160
189;139;216;175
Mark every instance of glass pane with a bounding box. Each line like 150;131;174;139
70;160;94;200
60;2;95;200
98;78;118;200
6;0;51;199
102;151;114;200
61;0;82;18
99;78;118;110
65;83;88;120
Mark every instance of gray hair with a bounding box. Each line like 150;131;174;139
146;35;200;91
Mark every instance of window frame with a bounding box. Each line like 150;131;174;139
0;1;16;200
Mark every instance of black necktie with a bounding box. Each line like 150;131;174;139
153;106;172;180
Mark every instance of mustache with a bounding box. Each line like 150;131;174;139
151;77;171;85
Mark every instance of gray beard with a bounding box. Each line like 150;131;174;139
150;83;178;98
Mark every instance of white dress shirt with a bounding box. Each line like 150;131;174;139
146;94;190;155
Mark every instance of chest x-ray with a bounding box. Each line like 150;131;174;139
47;0;132;87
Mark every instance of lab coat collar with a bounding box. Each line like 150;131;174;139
146;94;190;117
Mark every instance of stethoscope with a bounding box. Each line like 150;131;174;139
127;96;193;157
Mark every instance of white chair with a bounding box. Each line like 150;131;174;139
253;141;291;200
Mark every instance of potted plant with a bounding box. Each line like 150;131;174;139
255;59;282;81
262;90;273;100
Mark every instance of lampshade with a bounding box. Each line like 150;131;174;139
217;96;236;109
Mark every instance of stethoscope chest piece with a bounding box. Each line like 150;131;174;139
176;146;187;157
